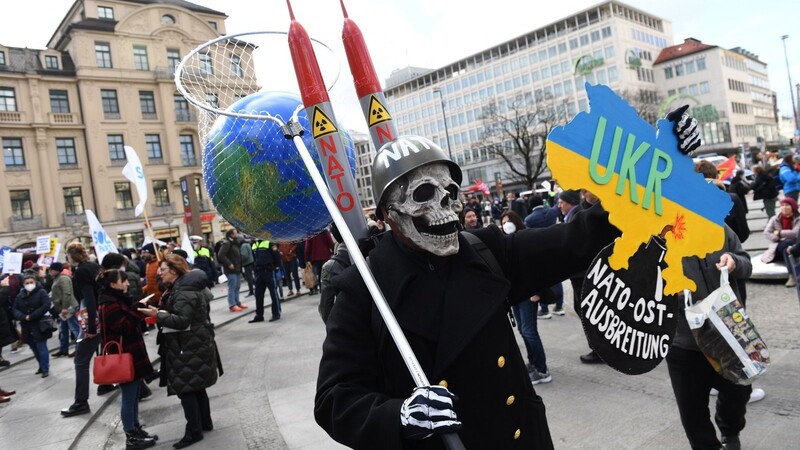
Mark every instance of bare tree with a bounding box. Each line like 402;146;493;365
618;89;663;126
478;96;565;190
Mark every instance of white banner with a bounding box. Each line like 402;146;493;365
1;252;23;274
86;210;118;265
122;146;148;217
181;233;195;265
36;235;51;254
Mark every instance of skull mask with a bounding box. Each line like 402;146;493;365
384;162;463;256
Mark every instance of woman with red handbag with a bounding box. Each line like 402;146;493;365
97;269;157;450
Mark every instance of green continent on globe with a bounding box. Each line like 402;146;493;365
212;139;297;238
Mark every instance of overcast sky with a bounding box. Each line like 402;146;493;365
1;0;798;133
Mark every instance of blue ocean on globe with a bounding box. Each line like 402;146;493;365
202;91;357;242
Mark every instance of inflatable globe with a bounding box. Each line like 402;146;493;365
202;91;357;242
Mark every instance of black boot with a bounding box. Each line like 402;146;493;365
134;424;159;441
125;432;156;450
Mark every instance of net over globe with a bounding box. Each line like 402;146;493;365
202;91;356;242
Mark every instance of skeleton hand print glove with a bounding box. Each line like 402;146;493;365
666;104;701;155
400;386;462;440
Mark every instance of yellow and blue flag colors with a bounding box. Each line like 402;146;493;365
547;84;732;295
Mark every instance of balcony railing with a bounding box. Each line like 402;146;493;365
10;214;43;232
0;111;23;123
147;157;165;165
182;156;198;167
199;199;212;211
141;112;158;120
63;211;87;227
153;202;175;216
104;112;121;120
115;208;136;221
49;112;78;124
153;66;176;80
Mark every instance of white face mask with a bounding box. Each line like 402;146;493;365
502;222;517;234
24;284;36;292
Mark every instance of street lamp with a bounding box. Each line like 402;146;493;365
432;88;453;159
781;35;799;149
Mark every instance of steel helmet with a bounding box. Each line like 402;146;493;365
371;135;462;218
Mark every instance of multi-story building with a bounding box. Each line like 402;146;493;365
0;0;251;251
350;130;377;212
384;1;673;195
654;38;780;156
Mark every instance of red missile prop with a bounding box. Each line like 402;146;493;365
286;0;368;240
340;0;399;148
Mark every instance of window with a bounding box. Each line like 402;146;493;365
558;42;567;54
607;65;618;82
63;187;84;215
675;64;684;76
0;87;17;111
591;30;601;42
664;67;673;79
10;190;33;219
107;135;125;162
56;138;77;166
167;49;181;73
569;38;578;50
44;55;59;70
685;60;696;74
205;93;219;108
153;180;170;206
180;135;197;166
145;134;162;160
697;58;707;71
551;64;560;76
95;42;112;68
133;45;149;71
580;35;589;46
162;14;175;25
597;69;607;84
199;53;213;75
602;26;612;38
98;6;114;19
101;89;120;119
0;51;5;65
3;138;25;168
699;81;710;94
208;21;218;30
548;46;557;58
541;67;550;79
561;61;570;73
115;182;134;210
230;54;243;77
605;46;615;59
174;95;191;121
139;91;156;119
688;84;698;96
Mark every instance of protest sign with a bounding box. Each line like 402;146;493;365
1;252;23;274
36;235;51;254
0;246;12;271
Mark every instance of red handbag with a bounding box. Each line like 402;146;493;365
93;304;135;385
93;339;134;385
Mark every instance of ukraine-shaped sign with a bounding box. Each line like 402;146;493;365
547;84;732;295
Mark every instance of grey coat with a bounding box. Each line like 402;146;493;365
157;270;222;395
50;273;78;311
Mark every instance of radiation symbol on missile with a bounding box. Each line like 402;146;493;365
312;106;338;139
368;95;392;126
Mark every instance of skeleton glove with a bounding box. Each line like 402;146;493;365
400;386;462;440
666;104;701;155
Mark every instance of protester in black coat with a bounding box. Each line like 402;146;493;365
0;276;17;365
315;204;619;449
12;274;52;377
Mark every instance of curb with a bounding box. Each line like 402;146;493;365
65;291;308;448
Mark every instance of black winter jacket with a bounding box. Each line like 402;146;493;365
157;269;221;395
12;284;51;343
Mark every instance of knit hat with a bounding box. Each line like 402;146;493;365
140;243;155;254
780;197;798;213
21;272;38;283
49;262;64;272
558;189;581;206
22;260;34;270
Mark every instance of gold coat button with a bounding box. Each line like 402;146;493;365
506;395;515;405
438;380;448;388
497;356;506;368
514;429;521;439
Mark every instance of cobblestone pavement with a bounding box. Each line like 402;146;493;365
1;196;798;449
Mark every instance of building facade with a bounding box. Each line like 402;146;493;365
384;1;673;195
653;38;780;156
350;130;377;211
0;0;250;251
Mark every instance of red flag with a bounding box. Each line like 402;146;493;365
469;179;490;196
716;156;737;181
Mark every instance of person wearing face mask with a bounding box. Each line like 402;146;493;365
500;211;552;385
12;273;52;378
97;268;158;449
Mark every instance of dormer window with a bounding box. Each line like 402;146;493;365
98;6;114;20
208;21;218;30
162;14;176;25
45;55;59;70
0;51;5;66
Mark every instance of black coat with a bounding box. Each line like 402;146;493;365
12;284;51;343
315;204;619;449
0;284;16;348
157;270;221;395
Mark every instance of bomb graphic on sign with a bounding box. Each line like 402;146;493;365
580;231;681;374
